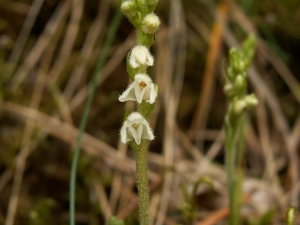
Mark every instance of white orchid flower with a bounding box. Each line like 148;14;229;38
130;45;154;68
118;73;157;104
120;112;154;145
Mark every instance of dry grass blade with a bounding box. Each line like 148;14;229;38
0;102;136;173
93;180;112;225
290;114;300;150
153;1;186;224
256;94;285;209
197;207;229;225
108;142;128;215
7;1;71;90
8;0;44;66
49;85;74;125
68;35;135;111
197;195;250;225
5;23;61;225
63;0;109;100
109;100;134;215
0;170;12;194
59;0;83;62
191;130;224;181
189;3;227;143
45;0;84;86
0;1;30;15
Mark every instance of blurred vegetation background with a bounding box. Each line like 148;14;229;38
0;0;300;224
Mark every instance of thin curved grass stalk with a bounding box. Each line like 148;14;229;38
69;10;122;225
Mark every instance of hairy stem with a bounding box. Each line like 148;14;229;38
132;140;150;225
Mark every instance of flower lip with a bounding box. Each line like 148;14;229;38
140;81;147;89
118;73;157;104
129;45;154;68
120;112;154;145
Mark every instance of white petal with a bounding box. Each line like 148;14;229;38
136;123;143;145
146;83;157;104
135;73;152;83
233;100;246;115
141;122;154;140
142;88;151;101
121;121;133;143
128;126;138;144
130;46;154;68
146;52;154;66
118;83;136;102
128;112;141;120
134;83;144;103
120;124;128;143
129;55;139;68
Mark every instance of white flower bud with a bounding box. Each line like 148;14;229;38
118;73;157;104
224;83;235;97
120;112;154;145
129;45;154;68
226;67;235;81
121;1;137;18
244;94;258;109
234;74;245;90
233;100;246;115
142;13;160;34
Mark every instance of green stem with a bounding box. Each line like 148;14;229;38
132;140;150;225
225;123;237;225
286;207;296;225
137;28;153;48
69;10;122;225
137;28;144;45
131;13;154;225
225;115;243;225
236;116;245;167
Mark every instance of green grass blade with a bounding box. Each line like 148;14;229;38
69;9;123;225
